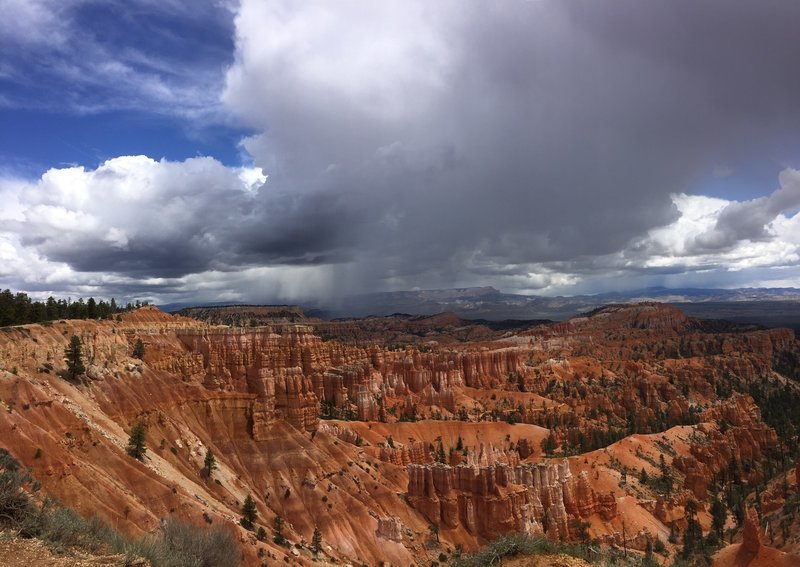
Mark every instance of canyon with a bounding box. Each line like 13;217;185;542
1;302;799;565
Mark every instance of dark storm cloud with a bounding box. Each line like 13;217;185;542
220;0;800;294
565;0;800;122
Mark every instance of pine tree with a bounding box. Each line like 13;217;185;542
541;430;557;456
64;335;85;380
711;496;727;539
437;441;446;463
126;421;147;461
240;494;257;530
273;514;286;545
132;338;145;359
429;523;439;543
204;448;217;478
682;499;703;558
311;526;322;554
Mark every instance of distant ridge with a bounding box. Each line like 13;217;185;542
176;304;311;326
308;286;800;327
164;286;800;331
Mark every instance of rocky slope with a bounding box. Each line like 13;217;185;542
1;303;799;565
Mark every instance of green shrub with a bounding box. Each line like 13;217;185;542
131;517;240;567
0;449;37;526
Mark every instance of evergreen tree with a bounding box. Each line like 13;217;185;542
654;538;666;554
682;500;703;558
541;430;557;456
659;453;673;494
240;494;258;530
64;335;86;380
45;296;58;320
203;448;217;478
711;496;727;539
429;523;439;543
86;297;97;319
126;421;148;461
437;441;446;463
311;526;322;554
0;288;130;326
273;514;286;545
132;338;145;359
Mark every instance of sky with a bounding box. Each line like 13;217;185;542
2;0;800;305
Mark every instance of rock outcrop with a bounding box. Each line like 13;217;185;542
375;516;405;542
176;327;323;433
379;441;434;466
743;507;763;553
407;459;616;540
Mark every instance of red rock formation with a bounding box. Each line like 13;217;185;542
516;437;534;459
407;459;616;540
376;516;404;542
176;327;323;432
379;441;434;466
673;396;777;499
743;507;762;553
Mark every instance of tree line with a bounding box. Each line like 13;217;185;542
0;288;146;327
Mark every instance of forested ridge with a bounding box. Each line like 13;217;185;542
0;288;143;326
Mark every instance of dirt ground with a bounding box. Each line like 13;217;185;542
0;532;128;567
500;553;594;567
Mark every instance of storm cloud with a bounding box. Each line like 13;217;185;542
221;0;800;292
3;0;800;303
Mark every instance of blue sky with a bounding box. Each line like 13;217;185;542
0;0;247;174
0;108;250;176
2;0;800;304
